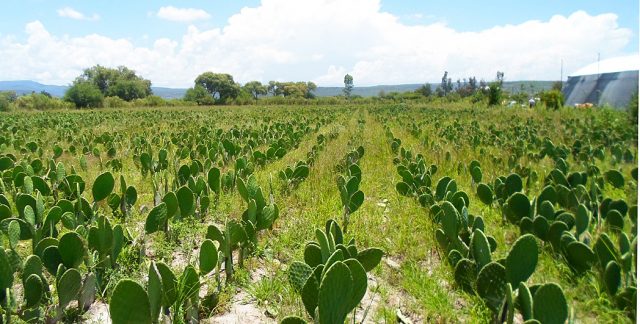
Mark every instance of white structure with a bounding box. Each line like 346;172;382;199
563;55;639;109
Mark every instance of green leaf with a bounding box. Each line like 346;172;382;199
148;262;163;323
24;274;43;308
199;239;218;275
92;172;115;202
532;283;568;324
58;232;85;269
356;248;383;272
476;183;493;205
288;261;313;293
318;261;352;324
176;186;195;218
109;279;152;324
476;262;507;314
145;203;167;234
506;234;538;287
57;268;82;309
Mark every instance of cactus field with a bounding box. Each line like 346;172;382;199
0;104;637;323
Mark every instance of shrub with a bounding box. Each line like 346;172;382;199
487;82;502;106
540;90;564;110
0;91;16;112
65;82;104;108
103;96;130;108
14;93;74;110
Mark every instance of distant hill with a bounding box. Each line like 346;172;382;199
0;80;69;97
0;80;555;99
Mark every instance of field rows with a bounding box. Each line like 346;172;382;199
0;104;636;323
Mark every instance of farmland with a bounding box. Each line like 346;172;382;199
0;104;636;323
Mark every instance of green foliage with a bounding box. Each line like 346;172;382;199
76;65;152;101
0;91;17;112
194;72;240;104
184;85;215;105
243;81;268;101
487;82;502;106
343;74;354;99
540;90;564;110
13;92;73;110
64;81;104;108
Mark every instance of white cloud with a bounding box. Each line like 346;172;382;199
157;6;211;22
57;7;99;21
2;1;636;87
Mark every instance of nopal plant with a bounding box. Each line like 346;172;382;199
284;219;383;323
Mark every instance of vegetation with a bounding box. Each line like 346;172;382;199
0;102;635;323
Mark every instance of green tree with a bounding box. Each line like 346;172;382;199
416;83;432;97
107;79;150;101
267;81;283;97
184;84;215;105
243;81;267;101
343;74;354;99
74;65;152;101
64;82;104;108
194;72;240;104
487;82;502;106
306;81;317;99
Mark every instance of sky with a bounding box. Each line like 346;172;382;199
0;0;638;87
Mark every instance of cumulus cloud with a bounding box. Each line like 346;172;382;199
157;6;211;22
57;7;99;21
2;0;636;87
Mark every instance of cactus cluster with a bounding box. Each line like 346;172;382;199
284;220;383;323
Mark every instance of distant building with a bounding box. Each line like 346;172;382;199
563;55;639;109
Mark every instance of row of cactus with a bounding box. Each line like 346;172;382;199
0;167;139;322
336;146;365;232
282;219;383;323
280;132;338;191
385;130;571;323
471;155;637;318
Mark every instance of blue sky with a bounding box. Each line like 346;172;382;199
0;0;637;86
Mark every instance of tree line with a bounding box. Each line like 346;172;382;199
0;65;568;111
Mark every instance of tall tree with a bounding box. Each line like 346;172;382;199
440;71;449;96
194;72;240;104
343;74;354;99
243;81;267;101
74;65;152;101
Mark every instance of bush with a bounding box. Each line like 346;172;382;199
0;91;16;112
540;90;564;110
65;82;104;108
184;85;215;106
487;83;502;106
14;93;73;110
103;96;130;108
132;95;168;107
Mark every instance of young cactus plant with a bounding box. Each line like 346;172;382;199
337;163;364;233
286;219;383;322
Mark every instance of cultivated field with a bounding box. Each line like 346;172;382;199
0;104;636;323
